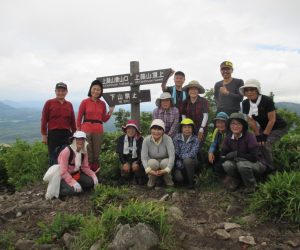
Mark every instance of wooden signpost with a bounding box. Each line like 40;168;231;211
98;61;172;124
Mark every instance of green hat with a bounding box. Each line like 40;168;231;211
220;61;233;69
228;113;248;131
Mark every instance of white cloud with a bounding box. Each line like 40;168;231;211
0;0;299;106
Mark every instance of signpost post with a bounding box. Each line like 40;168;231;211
97;61;172;125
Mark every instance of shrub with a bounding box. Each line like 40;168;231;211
100;132;122;182
2;140;48;190
91;184;128;211
195;167;219;189
73;215;104;250
37;213;84;244
249;171;300;224
0;230;15;250
273;133;300;171
0;145;10;186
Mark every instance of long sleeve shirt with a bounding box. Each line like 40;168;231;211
152;107;179;137
116;134;144;164
182;96;209;132
173;134;199;169
141;134;175;173
58;147;97;187
77;97;111;134
221;132;259;162
209;128;226;153
41;98;76;135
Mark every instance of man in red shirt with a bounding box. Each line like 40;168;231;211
41;82;76;166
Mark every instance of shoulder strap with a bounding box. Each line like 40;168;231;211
67;145;85;166
67;145;74;165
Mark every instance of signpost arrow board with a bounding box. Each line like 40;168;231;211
98;68;172;89
133;68;172;85
102;90;151;106
97;74;131;89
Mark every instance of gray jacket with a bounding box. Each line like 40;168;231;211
141;134;175;170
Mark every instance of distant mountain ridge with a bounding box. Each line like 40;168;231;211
0;100;299;144
276;102;300;115
0;101;116;144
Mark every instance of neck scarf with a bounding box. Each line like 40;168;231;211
248;95;262;117
172;86;186;105
70;139;88;172
123;135;137;159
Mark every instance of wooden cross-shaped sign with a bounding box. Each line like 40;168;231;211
97;62;172;123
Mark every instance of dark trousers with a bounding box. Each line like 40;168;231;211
174;158;198;186
48;129;72;166
211;156;226;177
59;173;94;197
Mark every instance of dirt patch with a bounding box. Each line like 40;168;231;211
1;183;300;250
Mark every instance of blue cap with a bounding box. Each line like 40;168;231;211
214;112;229;121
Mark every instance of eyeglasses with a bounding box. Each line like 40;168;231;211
244;87;257;92
230;122;243;127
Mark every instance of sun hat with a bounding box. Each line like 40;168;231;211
183;80;205;94
228;113;248;131
239;79;262;95
122;120;141;135
73;131;87;139
150;119;165;131
155;92;173;107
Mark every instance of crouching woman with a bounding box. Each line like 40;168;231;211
116;120;145;184
58;131;98;197
141;119;175;188
222;113;266;193
173;118;199;188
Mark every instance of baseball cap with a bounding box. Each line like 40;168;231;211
220;61;233;69
55;82;68;89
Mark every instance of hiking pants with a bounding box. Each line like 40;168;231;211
59;173;94;197
223;159;266;187
48;129;71;166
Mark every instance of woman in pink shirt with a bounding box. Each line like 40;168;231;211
77;80;115;172
59;131;98;197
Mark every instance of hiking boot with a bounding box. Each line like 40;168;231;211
226;177;240;192
163;173;174;187
147;175;157;188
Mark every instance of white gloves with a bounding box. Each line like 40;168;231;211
93;177;99;187
73;182;82;193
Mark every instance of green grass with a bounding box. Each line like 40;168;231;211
248;171;300;224
0;230;15;250
73;200;172;250
91;184;128;211
37;213;84;244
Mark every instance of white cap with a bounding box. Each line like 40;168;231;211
150;119;165;131
239;79;262;95
73;131;87;139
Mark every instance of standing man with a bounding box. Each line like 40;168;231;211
214;61;244;116
41;82;76;166
161;70;187;115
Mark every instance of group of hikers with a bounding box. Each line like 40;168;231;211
42;61;288;199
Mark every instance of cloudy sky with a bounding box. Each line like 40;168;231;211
0;0;299;109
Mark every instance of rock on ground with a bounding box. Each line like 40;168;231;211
107;223;159;250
